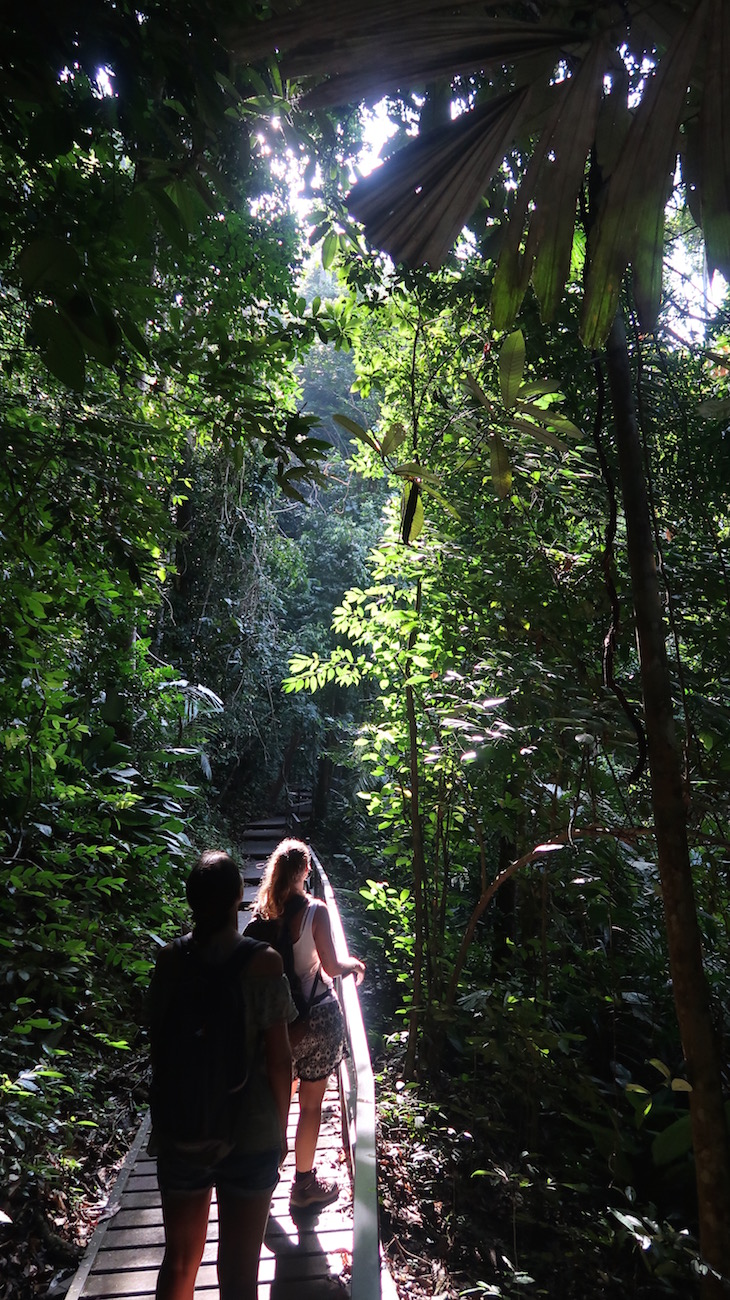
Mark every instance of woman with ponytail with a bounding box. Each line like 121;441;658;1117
252;838;365;1210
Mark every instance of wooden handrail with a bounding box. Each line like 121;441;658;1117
309;848;391;1300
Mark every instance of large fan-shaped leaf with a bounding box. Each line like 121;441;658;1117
348;89;531;267
231;1;580;109
230;0;724;341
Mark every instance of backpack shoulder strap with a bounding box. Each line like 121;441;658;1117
225;936;267;976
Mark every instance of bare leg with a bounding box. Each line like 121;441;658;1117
217;1187;273;1300
295;1076;328;1173
156;1188;211;1300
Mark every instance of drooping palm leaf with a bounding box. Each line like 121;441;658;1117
581;0;707;346
347;89;531;267
697;0;730;281
527;36;607;322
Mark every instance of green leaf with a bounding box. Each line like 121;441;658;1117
510;417;567;452
18;238;81;291
333;413;379;451
119;313;152;362
464;373;492;409
499;330;525;409
322;230;338;269
420;482;461;519
489;432;512;499
64;293;121;365
648;1058;671;1080
392;462;441;484
32;306;85;390
517;380;562;401
381;423;407;457
401;481;424;544
651;1114;691;1166
515;401;582;438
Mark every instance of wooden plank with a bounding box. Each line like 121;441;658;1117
66;1117;152;1300
71;1090;353;1299
90;1227;355;1275
84;1249;347;1295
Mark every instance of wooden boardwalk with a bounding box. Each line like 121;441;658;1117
68;1088;352;1300
67;817;377;1300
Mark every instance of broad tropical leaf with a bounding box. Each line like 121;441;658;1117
333;412;380;451
499;330;525;410
401;480;424;543
381;423;407;456
489;432;512;500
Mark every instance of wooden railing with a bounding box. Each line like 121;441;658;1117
309;848;395;1300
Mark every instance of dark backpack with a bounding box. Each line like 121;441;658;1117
149;934;263;1148
244;896;320;1027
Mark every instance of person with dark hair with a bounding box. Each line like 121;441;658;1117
252;838;365;1210
149;849;296;1300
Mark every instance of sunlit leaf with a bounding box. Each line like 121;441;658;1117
322;229;338;269
510;416;568;452
489;432;512;499
393;462;441;483
499;330;525;409
515;401;582;438
381;423;407;456
401;481;424;543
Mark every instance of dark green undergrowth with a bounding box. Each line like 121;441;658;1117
315;832;716;1300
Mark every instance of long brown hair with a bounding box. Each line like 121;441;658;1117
254;838;310;919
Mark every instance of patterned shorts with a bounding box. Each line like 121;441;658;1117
292;992;347;1083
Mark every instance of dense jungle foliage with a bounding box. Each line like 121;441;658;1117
2;4;730;1299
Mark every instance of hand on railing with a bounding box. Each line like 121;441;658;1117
342;955;366;986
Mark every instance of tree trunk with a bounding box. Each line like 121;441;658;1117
605;311;730;1295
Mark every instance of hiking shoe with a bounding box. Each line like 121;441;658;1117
290;1169;339;1210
